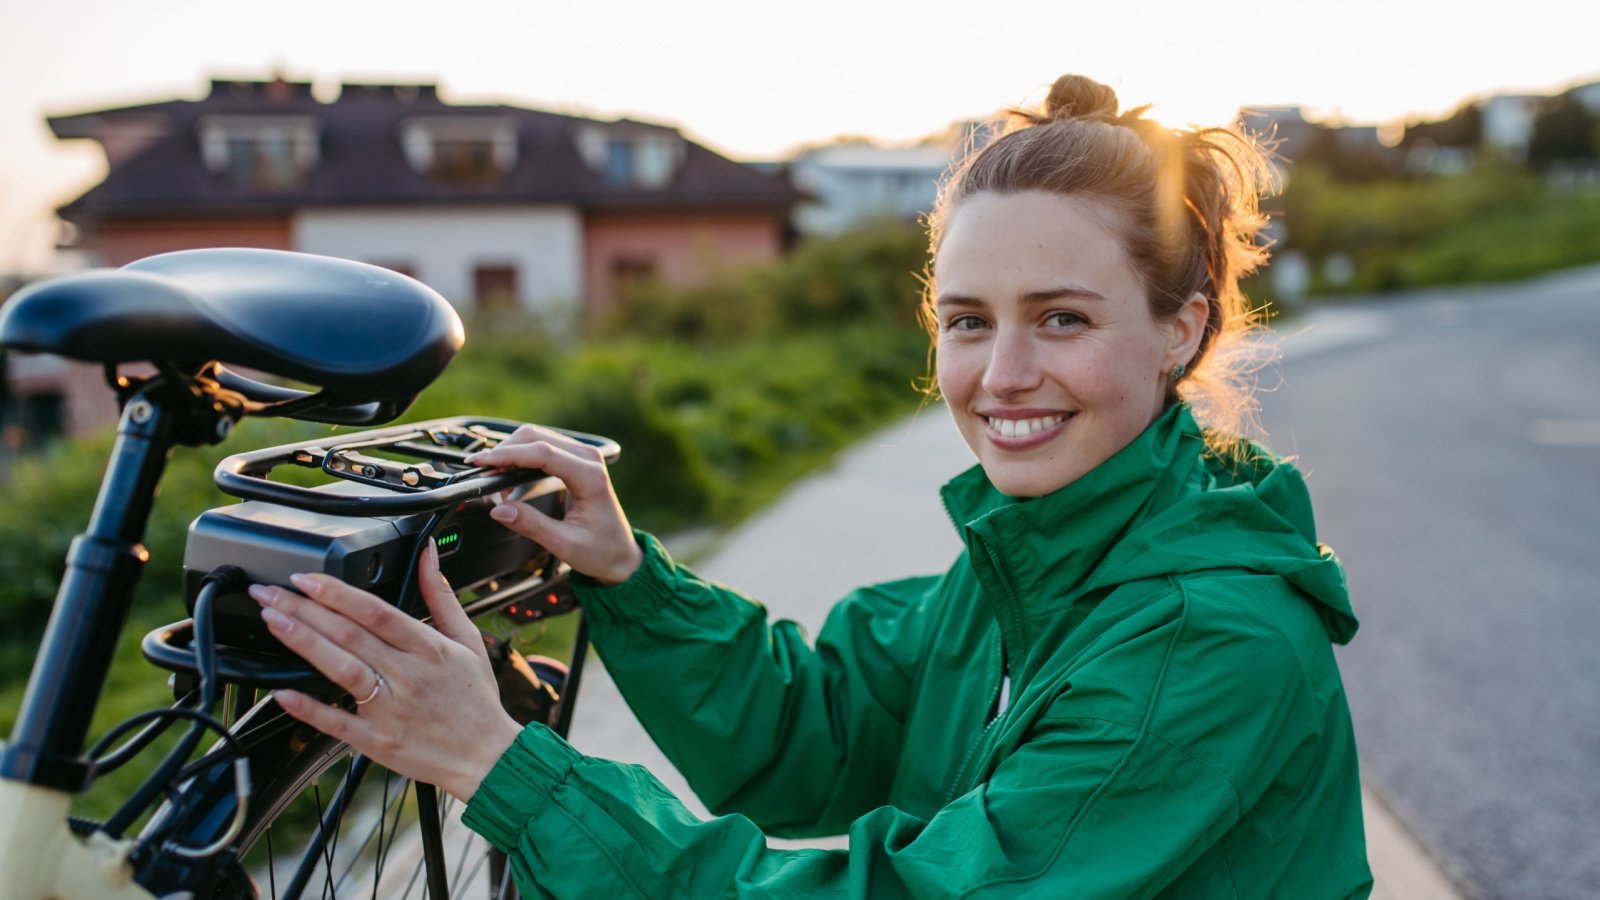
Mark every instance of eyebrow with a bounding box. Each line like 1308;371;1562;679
934;286;1109;307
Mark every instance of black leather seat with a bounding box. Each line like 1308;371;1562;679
0;248;463;402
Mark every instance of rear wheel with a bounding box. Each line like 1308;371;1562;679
136;646;567;898
241;743;520;899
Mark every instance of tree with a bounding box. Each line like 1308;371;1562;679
1528;92;1598;169
1400;103;1483;150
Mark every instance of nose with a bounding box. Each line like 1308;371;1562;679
980;327;1043;399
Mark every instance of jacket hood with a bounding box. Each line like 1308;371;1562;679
940;404;1358;646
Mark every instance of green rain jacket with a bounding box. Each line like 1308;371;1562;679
462;405;1373;898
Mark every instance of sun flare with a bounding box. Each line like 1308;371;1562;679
1142;97;1247;131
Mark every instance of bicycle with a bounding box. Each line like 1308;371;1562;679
0;248;614;898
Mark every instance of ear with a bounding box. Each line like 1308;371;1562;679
1163;292;1210;373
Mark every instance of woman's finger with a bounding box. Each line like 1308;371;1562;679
488;495;576;556
498;423;605;460
286;572;432;655
418;541;486;663
259;603;386;701
250;583;396;663
465;440;606;496
274;689;379;746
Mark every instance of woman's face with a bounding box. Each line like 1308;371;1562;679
933;190;1204;497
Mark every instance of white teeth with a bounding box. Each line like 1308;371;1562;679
986;414;1067;439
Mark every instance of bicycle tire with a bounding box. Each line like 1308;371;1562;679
133;655;568;898
126;696;510;900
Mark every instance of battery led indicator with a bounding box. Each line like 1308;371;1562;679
435;526;463;557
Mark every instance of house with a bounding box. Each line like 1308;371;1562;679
787;140;954;235
1573;81;1600;115
1236;106;1320;163
1480;94;1543;162
48;77;802;320
6;76;801;445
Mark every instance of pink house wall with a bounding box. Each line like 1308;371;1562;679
582;212;785;316
92;217;294;267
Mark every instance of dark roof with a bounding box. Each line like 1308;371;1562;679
52;80;800;221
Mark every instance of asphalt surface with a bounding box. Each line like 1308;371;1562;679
1257;265;1600;900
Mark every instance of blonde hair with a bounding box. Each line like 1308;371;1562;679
923;75;1278;451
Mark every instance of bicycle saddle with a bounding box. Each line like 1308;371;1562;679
0;248;463;402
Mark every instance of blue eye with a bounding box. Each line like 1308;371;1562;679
1045;311;1085;328
945;314;988;332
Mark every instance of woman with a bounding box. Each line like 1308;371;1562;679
251;75;1373;897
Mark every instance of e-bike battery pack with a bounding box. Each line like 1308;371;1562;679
182;476;565;652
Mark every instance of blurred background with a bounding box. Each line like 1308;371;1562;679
1;1;1596;897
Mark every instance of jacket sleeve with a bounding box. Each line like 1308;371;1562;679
562;530;937;836
459;713;1242;899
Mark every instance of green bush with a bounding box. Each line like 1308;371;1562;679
1277;163;1600;295
599;223;928;342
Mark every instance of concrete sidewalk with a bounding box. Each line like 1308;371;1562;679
567;404;1462;898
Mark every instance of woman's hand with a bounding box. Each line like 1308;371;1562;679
249;543;524;801
465;424;643;585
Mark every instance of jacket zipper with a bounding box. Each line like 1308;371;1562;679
945;632;1006;803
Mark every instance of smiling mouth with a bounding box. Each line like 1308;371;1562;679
982;413;1071;439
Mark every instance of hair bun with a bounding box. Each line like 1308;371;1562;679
1043;75;1119;121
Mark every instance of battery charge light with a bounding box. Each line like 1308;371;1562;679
434;526;463;557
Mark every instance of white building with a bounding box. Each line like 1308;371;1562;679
1481;95;1543;162
789;142;954;235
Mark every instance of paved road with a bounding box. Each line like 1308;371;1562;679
1258;266;1600;900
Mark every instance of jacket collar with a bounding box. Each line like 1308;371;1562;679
939;404;1202;664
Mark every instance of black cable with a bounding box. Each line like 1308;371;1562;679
101;568;245;838
392;466;477;617
86;688;199;777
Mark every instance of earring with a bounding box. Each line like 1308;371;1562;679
1168;362;1187;382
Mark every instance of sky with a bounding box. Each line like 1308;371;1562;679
2;0;1597;272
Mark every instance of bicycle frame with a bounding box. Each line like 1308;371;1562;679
1;390;183;898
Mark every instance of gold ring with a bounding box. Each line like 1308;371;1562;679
355;674;385;706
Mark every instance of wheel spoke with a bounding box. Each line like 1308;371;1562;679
314;783;336;899
449;823;474;888
375;776;412;896
266;829;277;897
494;856;514;900
333;768;410;889
457;835;494;893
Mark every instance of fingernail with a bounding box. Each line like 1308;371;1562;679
489;504;517;523
288;572;320;596
262;606;293;633
426;540;439;567
248;584;276;606
274;690;300;710
464;452;486;464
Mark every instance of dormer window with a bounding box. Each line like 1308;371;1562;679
577;125;682;188
400;116;517;187
198;115;319;192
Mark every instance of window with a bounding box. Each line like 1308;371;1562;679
577;126;682;188
225;133;301;191
473;265;520;311
199;116;319;192
400;117;517;187
2;390;65;451
430;139;500;186
633;136;677;188
610;255;658;301
605;139;634;186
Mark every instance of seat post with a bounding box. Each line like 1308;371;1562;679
0;390;179;792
